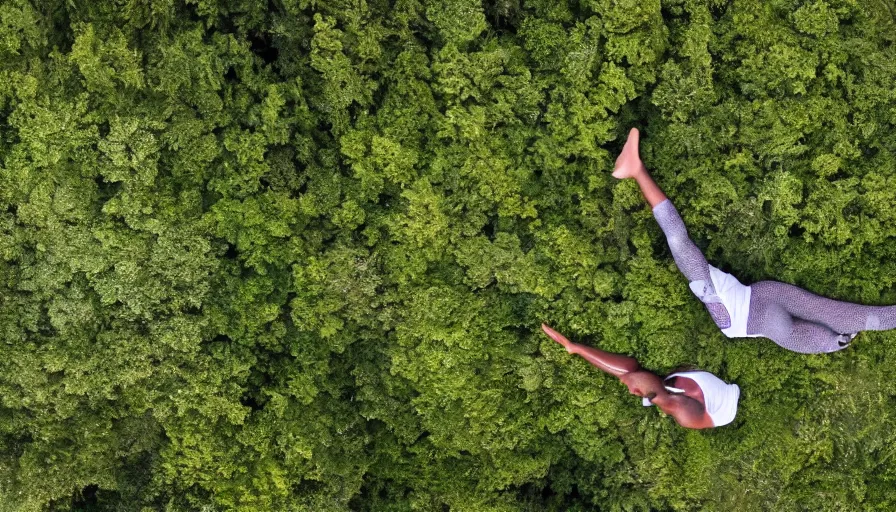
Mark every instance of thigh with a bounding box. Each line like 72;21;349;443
747;297;844;354
751;280;884;334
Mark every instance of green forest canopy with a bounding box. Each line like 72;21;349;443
1;0;896;510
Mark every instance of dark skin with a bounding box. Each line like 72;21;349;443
541;128;719;429
541;324;715;429
560;127;713;428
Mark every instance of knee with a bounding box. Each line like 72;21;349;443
666;233;687;252
865;314;880;330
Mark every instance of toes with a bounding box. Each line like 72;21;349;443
622;128;640;155
627;127;640;147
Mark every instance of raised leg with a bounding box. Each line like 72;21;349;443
612;128;731;330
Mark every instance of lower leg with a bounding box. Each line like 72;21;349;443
614;130;732;328
777;319;848;354
612;128;730;330
612;130;712;286
541;324;640;377
633;173;669;209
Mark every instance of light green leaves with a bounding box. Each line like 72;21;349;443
71;24;145;93
425;0;488;45
2;0;896;510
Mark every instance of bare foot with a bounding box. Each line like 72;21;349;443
541;324;575;354
611;128;646;179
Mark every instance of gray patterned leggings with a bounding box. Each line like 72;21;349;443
653;200;896;354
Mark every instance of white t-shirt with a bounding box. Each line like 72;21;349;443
642;371;741;427
690;265;763;338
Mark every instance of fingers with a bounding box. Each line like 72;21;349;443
541;323;571;345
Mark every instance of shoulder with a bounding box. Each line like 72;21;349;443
651;393;715;429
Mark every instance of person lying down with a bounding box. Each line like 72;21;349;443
539;129;896;429
613;128;896;354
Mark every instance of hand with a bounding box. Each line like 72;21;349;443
619;370;664;397
541;324;575;354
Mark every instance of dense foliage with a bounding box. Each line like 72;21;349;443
1;0;896;510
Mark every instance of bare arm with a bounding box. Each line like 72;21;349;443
610;365;714;428
650;393;714;429
541;324;715;429
541;324;640;377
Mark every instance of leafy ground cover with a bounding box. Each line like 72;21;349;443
1;0;896;510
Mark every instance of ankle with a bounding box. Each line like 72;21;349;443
630;165;649;181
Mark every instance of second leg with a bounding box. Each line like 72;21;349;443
748;297;848;354
751;281;896;335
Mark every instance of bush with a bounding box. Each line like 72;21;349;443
0;0;895;510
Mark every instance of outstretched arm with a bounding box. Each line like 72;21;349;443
541;324;640;377
542;324;714;429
